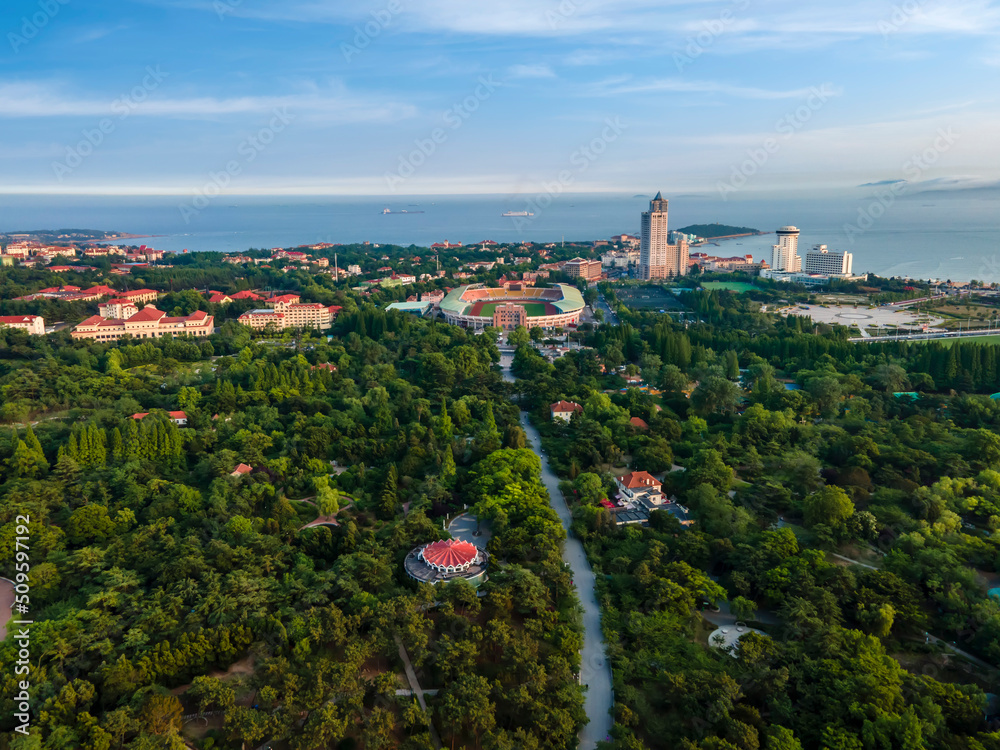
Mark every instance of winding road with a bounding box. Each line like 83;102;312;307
502;360;613;748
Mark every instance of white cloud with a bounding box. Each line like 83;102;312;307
583;77;842;101
0;81;417;123
507;64;556;78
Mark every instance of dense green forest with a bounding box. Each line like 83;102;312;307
0;306;583;748
5;261;1000;749
513;285;1000;749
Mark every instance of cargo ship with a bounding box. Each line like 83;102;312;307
382;207;424;214
502;211;534;217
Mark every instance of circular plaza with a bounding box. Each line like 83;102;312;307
787;304;945;331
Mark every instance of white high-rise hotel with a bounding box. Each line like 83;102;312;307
639;192;688;279
804;245;853;276
771;226;802;272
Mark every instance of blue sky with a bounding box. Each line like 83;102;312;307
2;0;999;196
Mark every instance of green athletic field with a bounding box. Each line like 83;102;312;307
476;302;548;317
701;281;757;292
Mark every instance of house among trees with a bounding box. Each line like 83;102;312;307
615;470;664;505
230;463;253;477
629;416;649;431
404;539;489;586
132;410;188;427
550;400;583;422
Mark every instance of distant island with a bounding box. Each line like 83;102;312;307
0;228;150;244
677;223;763;239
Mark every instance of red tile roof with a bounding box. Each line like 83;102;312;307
629;417;649;430
230;463;253;476
0;315;40;324
128;306;166;322
619;471;660;489
550;400;583;414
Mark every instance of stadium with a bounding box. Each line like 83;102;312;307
440;283;586;330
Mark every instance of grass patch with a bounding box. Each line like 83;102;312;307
701;281;757;292
911;334;1000;347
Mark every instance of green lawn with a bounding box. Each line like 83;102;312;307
478;302;548;317
912;334;1000;347
701;281;757;292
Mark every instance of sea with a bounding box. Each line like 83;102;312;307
3;189;999;283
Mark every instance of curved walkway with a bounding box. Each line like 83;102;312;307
519;411;613;749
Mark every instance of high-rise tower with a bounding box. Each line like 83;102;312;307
771;226;801;272
639;192;687;279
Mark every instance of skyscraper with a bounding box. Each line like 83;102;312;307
639;192;688;279
771;226;802;272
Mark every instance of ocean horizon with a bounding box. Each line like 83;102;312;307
3;189;999;283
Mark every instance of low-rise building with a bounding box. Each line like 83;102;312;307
120;289;159;304
615;470;664;504
562;257;603;282
239;303;341;331
0;315;45;335
72;307;213;341
133;410;188;426
98;299;139;319
550;400;583;421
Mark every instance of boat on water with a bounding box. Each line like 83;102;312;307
382;207;424;214
502;211;534;217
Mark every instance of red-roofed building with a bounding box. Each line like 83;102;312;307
0;315;45;335
629;417;649;431
616;471;664;505
84;285;118;298
550;400;583;422
230;463;253;477
208;292;232;304
120;289;159;304
229;290;264;301
431;240;462;249
132;410;188;426
266;293;302;307
72;306;213;341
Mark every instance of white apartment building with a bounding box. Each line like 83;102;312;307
804;245;853;276
771;226;802;272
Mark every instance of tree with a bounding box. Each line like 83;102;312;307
379;463;399;519
508;325;531;347
731;596;757;621
803;485;855;530
691;376;742;415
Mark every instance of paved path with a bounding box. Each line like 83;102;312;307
0;577;13;641
829;552;878;571
395;635;443;749
519;411;613;750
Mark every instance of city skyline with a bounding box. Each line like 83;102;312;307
2;0;1000;196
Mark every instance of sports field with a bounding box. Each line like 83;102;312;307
475;302;549;317
702;281;757;292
